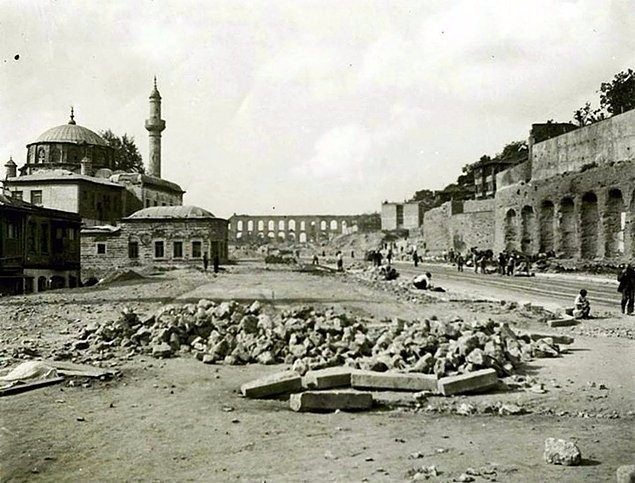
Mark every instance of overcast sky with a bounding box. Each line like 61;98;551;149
1;1;633;218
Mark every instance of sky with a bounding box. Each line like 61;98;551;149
1;0;634;218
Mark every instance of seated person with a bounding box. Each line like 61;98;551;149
573;289;591;319
413;272;433;290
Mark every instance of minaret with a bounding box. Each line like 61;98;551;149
144;76;166;178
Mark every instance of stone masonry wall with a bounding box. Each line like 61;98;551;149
81;219;228;280
403;202;422;229
494;159;635;258
531;109;635;181
422;199;495;255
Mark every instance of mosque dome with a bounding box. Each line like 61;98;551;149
31;123;109;147
126;205;216;219
23;108;114;173
28;109;108;148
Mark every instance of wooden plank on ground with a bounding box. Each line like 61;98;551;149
0;377;65;397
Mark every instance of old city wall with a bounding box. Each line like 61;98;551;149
422;203;450;253
531;109;635;181
422;199;495;254
494;159;635;258
497;161;531;189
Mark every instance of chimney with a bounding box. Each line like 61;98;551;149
5;157;17;178
80;157;93;176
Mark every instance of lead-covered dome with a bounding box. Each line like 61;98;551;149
23;109;114;174
32;123;109;147
126;205;215;219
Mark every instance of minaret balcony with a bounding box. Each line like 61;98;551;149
145;119;166;132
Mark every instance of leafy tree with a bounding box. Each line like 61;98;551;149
572;102;606;126
497;141;527;162
99;130;145;173
599;68;635;115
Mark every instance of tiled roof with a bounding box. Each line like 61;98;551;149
7;169;123;187
109;172;184;193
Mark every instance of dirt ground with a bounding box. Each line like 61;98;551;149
1;262;633;482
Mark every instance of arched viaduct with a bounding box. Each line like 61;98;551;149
228;214;360;243
495;179;635;259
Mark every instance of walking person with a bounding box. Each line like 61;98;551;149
498;252;507;275
213;254;220;274
506;255;516;276
413;250;419;268
618;263;635;315
203;252;209;272
457;254;464;272
336;251;343;271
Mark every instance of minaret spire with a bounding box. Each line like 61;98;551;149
69;106;76;125
145;77;166;177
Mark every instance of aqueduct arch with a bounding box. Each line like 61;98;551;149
228;214;361;243
539;200;555;253
520;205;536;254
504;209;517;251
580;192;599;259
604;188;626;258
559;197;576;257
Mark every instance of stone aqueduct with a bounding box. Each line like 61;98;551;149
228;215;360;243
499;184;635;259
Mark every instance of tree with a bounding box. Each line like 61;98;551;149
99;130;145;173
599;68;635;115
572;102;606;126
497;141;527;163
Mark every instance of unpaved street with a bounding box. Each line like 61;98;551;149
1;263;633;482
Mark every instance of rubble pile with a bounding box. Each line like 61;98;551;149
67;300;563;378
359;265;400;281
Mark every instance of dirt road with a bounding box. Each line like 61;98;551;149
1;263;633;482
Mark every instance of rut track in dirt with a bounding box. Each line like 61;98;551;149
396;263;622;309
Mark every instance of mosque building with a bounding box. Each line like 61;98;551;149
2;79;228;284
4;79;184;226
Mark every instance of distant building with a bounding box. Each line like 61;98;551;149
80;205;228;279
380;202;403;231
0;192;81;295
381;201;425;231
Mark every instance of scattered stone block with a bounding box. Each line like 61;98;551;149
151;342;172;358
526;333;574;345
289;390;373;412
437;368;498;396
351;370;438;392
240;371;303;399
547;318;577;327
543;438;582;466
303;367;353;390
616;465;635;483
